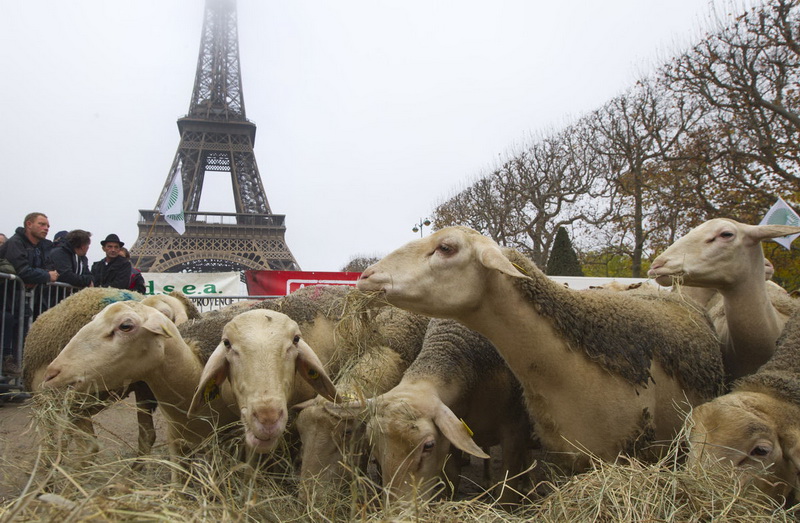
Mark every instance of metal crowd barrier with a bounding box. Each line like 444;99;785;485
1;275;79;401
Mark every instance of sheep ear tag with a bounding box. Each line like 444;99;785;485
203;378;221;403
460;418;474;437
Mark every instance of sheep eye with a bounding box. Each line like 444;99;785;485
422;440;435;452
119;322;134;333
293;335;301;344
720;231;735;239
437;243;454;255
223;339;231;349
750;445;770;457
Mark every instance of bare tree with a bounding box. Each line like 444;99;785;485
434;122;614;267
587;77;703;275
663;0;800;204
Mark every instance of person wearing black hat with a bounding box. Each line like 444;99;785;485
90;233;133;290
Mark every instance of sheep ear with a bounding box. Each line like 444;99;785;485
748;224;800;242
433;400;490;459
140;309;175;338
291;398;318;412
783;429;800;478
295;339;337;402
476;242;529;280
323;398;372;420
189;343;229;416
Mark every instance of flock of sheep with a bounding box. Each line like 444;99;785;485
19;217;800;508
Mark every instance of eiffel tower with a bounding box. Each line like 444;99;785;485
130;0;300;273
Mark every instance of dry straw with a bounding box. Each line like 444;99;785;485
3;391;799;522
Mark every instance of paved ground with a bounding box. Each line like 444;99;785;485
0;395;169;503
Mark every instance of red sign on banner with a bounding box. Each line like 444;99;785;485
244;270;362;296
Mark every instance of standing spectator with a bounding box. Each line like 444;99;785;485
0;233;7;246
0;212;57;376
47;230;94;288
119;247;146;294
0;213;57;286
91;234;132;290
52;230;68;248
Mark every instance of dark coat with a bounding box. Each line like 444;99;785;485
46;243;93;288
91;256;132;290
0;227;53;285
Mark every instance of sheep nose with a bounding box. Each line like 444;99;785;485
359;267;374;280
42;367;60;384
647;262;663;277
254;407;284;429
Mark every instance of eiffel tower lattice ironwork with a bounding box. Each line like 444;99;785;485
130;0;300;273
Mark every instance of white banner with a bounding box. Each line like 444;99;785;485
143;272;243;297
142;272;246;312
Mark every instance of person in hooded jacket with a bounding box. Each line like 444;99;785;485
47;229;94;288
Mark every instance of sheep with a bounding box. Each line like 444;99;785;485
686;307;800;504
40;301;241;479
293;305;429;497
648;218;800;380
188;309;337;455
24;288;199;456
22;287;153;454
24;288;143;391
349;318;532;503
357;226;725;472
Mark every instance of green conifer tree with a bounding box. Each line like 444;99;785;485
546;227;584;276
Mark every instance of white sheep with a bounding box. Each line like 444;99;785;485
24;289;198;456
41;301;240;478
648;218;800;380
686;307;800;505
345;318;532;503
357;226;725;472
293;306;429;498
188;309;338;454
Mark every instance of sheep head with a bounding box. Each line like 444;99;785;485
649;218;800;290
294;396;369;500
366;390;488;502
189;309;337;454
42;302;176;392
687;391;800;504
358;226;529;319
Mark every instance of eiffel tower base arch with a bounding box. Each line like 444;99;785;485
131;210;300;273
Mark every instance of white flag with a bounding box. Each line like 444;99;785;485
160;164;186;235
759;196;800;249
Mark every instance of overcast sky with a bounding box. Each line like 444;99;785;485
0;0;742;271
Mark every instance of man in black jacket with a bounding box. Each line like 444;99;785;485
0;212;57;375
47;229;94;288
91;234;132;289
0;212;58;286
